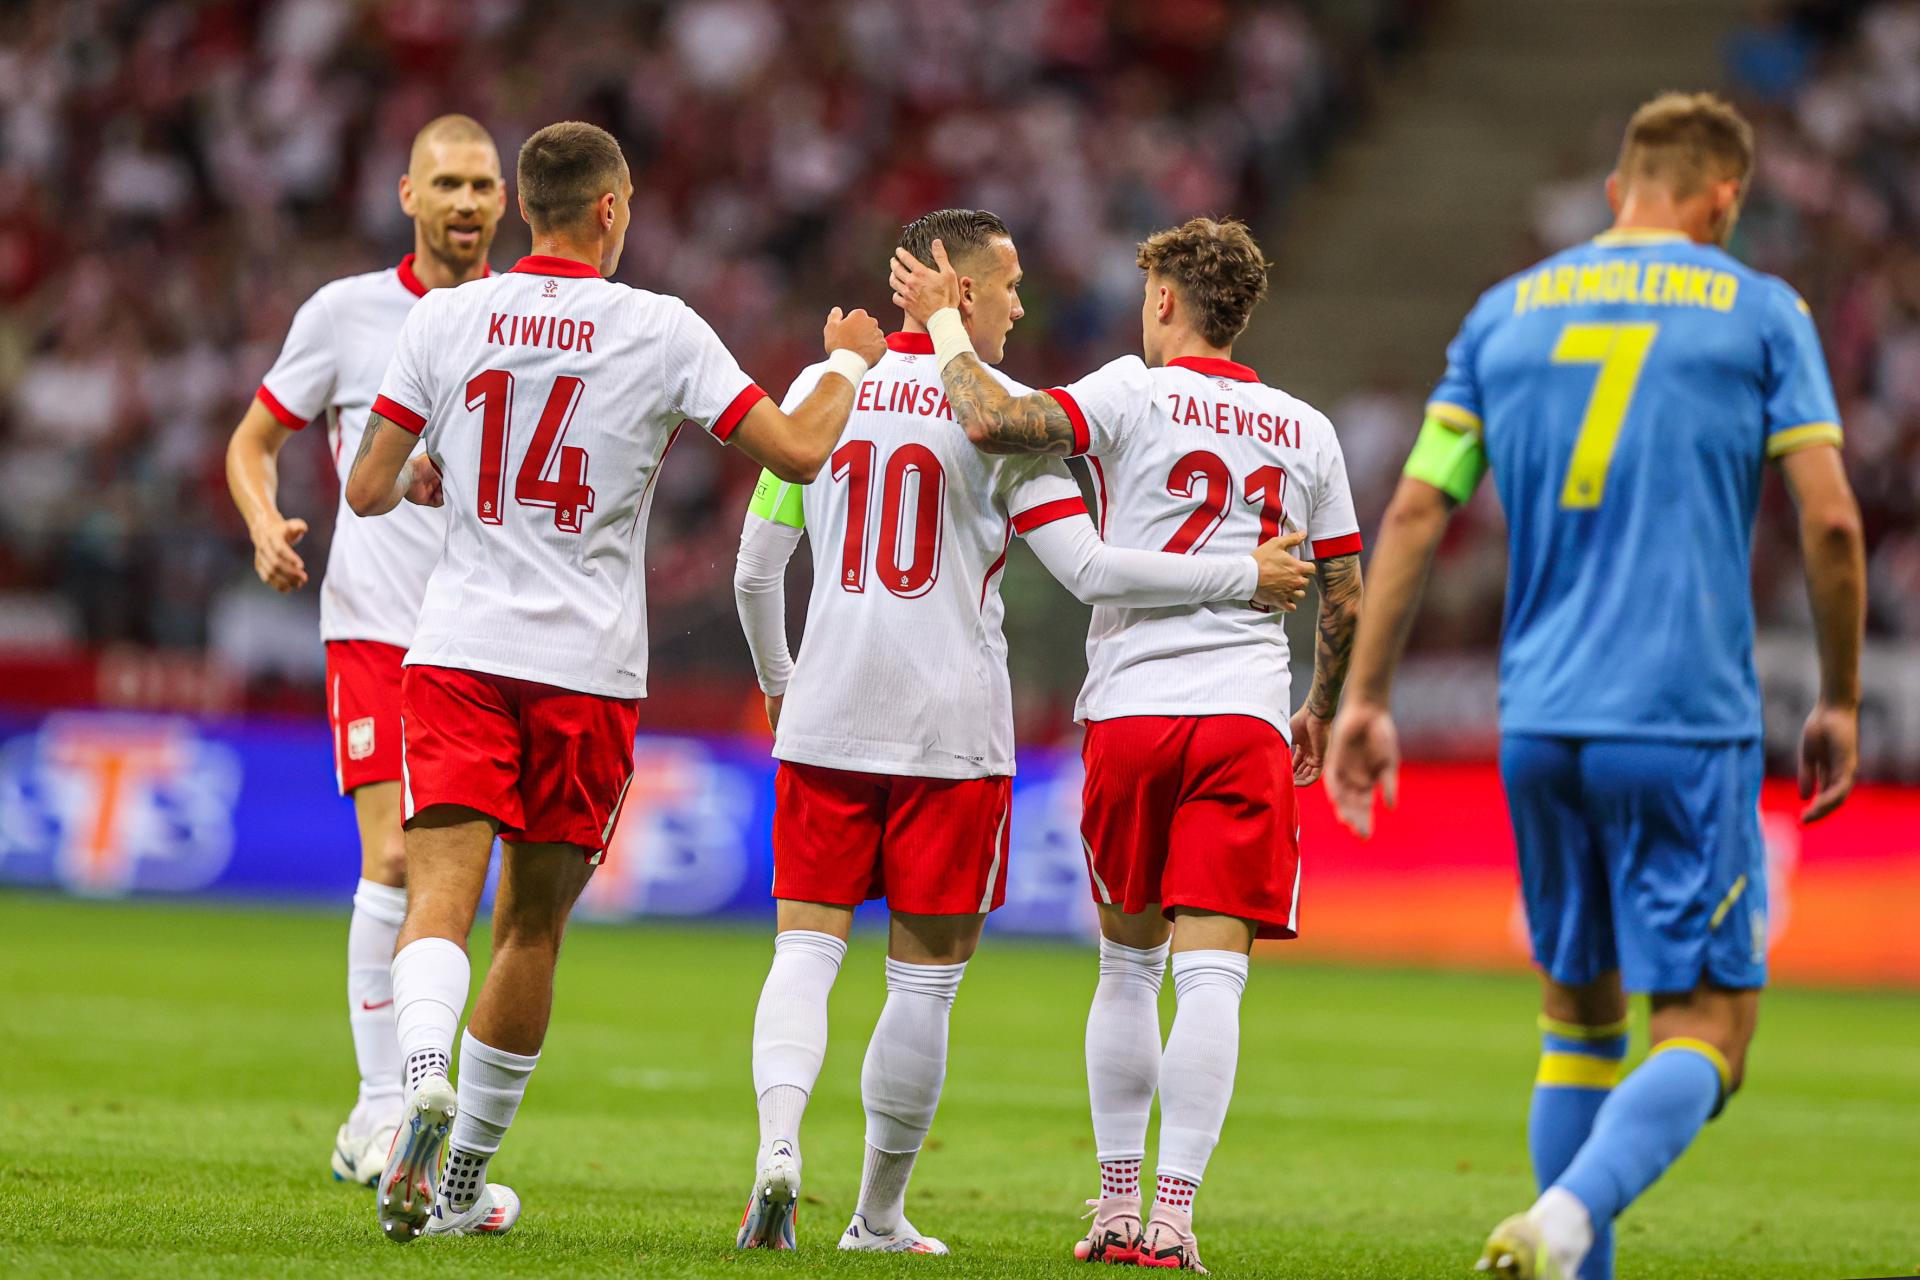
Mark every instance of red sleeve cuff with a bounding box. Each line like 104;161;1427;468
256;385;309;431
371;394;427;435
1010;496;1088;534
1042;388;1090;456
711;383;769;441
1312;531;1364;558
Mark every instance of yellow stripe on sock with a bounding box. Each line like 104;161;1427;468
1537;1014;1631;1041
1651;1037;1733;1095
1536;1051;1626;1089
1708;874;1748;930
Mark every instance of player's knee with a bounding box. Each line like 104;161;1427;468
377;833;407;887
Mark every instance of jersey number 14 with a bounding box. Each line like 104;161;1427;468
465;369;597;532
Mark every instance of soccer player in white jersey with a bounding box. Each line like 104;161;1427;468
342;121;886;1244
225;114;504;1188
891;218;1366;1270
730;209;1314;1256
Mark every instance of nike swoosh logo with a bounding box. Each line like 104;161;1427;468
361;998;394;1011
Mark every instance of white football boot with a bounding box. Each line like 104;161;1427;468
837;1211;949;1254
427;1183;522;1237
1137;1205;1208;1273
376;1078;457;1244
1476;1211;1572;1280
1073;1195;1146;1263
736;1140;801;1249
331;1118;399;1188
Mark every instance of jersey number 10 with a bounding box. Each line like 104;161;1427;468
831;440;945;597
465;369;597;532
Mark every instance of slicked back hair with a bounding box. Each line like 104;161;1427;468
1136;217;1271;349
1616;91;1754;199
518;121;627;234
899;209;1012;275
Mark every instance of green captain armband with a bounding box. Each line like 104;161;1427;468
748;469;807;528
1403;415;1489;504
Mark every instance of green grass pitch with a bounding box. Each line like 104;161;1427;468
2;894;1915;1278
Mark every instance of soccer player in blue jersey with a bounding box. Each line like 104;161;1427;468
1322;92;1866;1280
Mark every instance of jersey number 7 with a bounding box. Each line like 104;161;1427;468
465;369;597;532
1551;322;1659;510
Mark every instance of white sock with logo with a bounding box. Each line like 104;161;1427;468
1087;937;1168;1199
752;929;848;1169
347;878;407;1132
390;937;469;1100
855;958;967;1234
1155;950;1249;1207
441;1031;539;1213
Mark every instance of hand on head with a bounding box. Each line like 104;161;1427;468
890;239;962;323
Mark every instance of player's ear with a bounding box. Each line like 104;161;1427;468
1604;171;1623;216
1156;283;1176;325
957;272;976;318
517;191;532;227
399;172;416;218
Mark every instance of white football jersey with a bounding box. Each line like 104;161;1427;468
768;333;1088;779
373;254;766;698
1045;354;1363;736
258;255;460;647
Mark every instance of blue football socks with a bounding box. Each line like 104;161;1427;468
1529;1015;1629;1279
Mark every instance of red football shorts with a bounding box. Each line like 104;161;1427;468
1080;714;1301;939
773;761;1012;915
400;664;639;856
325;640;406;795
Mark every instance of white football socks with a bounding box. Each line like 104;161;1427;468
751;929;847;1166
1086;936;1168;1197
1155;950;1249;1199
441;1030;539;1212
347;878;407;1131
390;936;469;1099
856;957;967;1233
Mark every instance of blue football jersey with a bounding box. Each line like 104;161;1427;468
1427;229;1842;741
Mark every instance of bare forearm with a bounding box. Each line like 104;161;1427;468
1305;554;1363;718
941;354;1074;455
345;416;410;516
1800;505;1866;708
227;439;281;530
1345;477;1452;706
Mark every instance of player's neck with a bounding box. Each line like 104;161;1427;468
1609;195;1710;245
407;237;492;291
526;234;605;276
1152;334;1235;369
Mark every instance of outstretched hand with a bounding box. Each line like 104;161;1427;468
889;239;962;324
249;515;309;592
1250;529;1314;612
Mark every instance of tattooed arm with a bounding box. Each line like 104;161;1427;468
345;415;442;517
1290;552;1364;785
941;353;1078;455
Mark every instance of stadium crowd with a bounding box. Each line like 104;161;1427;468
3;0;1910;699
0;0;1421;686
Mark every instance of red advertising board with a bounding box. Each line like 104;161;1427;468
1287;762;1919;988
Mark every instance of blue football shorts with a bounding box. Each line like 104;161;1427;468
1499;734;1768;993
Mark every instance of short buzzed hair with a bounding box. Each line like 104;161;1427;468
1616;92;1754;199
410;113;495;170
518;121;627;233
1136;217;1271;348
899;209;1011;274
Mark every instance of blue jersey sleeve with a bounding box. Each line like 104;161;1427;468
1759;280;1842;458
1425;285;1506;434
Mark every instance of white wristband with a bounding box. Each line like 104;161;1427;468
927;307;974;372
825;347;871;388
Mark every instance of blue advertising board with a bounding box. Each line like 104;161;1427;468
0;711;1098;936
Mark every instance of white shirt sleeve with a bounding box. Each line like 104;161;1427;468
257;289;339;430
1024;510;1258;606
664;301;767;442
732;512;803;695
1306;412;1364;558
1040;355;1155;458
370;296;438;438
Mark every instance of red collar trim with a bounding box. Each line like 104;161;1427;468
1168;355;1258;382
886;332;935;354
510;254;601;278
396;254;492;297
396;253;428;298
